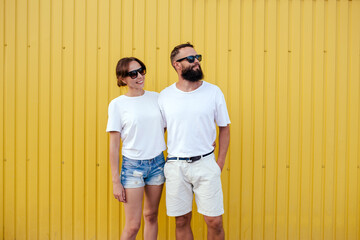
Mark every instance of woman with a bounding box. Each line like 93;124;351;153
106;57;166;240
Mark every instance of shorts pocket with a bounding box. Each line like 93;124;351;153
122;157;142;168
164;161;175;179
213;159;221;175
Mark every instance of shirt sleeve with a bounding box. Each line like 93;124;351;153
106;100;122;132
214;88;231;127
158;93;167;128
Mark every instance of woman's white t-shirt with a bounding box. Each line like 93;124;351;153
106;91;166;160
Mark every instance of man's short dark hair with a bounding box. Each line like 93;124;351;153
170;42;194;67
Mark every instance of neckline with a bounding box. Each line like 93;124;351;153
173;81;205;94
123;90;147;98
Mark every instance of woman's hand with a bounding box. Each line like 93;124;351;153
113;181;126;202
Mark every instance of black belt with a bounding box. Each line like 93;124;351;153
166;150;214;163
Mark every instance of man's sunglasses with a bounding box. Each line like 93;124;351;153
126;67;146;79
176;54;202;63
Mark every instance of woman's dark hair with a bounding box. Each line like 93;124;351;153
115;57;146;87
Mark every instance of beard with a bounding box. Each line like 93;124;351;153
181;64;204;82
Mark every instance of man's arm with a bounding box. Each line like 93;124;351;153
217;125;230;171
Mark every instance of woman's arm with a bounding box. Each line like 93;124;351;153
109;132;126;202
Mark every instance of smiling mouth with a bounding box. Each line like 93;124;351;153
136;80;144;84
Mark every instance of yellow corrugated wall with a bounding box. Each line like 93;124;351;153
1;0;359;239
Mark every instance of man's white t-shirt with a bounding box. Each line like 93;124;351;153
106;91;166;160
158;81;230;157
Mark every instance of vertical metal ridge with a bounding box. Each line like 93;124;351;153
71;0;76;238
298;0;304;236
251;0;256;238
286;1;292;238
345;1;352;239
310;1;316;238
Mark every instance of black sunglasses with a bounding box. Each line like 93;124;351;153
176;54;202;63
126;67;146;79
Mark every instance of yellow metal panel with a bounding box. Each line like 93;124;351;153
156;0;170;94
181;0;193;43
50;0;63;238
15;0;28;239
348;2;360;240
62;0;74;239
133;0;145;61
324;1;337;239
38;0;51;238
144;0;156;95
97;0;110;238
336;1;349;240
312;1;325;240
0;0;4;238
4;0;16;239
27;0;40;239
193;0;205;52
240;0;253;239
169;0;181;56
264;0;277;238
300;1;313;239
288;0;301;238
204;0;217;85
85;0;97;239
252;1;266;240
73;0;86;239
1;0;360;239
228;0;241;238
276;0;289;239
121;0;133;57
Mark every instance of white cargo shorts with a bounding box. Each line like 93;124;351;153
164;153;224;217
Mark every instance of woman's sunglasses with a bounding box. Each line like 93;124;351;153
176;54;202;63
126;67;146;79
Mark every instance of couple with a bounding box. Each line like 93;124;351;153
106;43;230;240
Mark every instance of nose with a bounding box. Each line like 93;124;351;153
193;56;201;65
137;71;144;79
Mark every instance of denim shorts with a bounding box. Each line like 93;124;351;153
120;152;165;188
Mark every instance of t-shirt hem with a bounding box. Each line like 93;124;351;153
122;149;166;160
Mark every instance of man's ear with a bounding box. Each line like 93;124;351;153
173;61;181;70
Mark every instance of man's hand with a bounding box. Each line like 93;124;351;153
217;161;225;171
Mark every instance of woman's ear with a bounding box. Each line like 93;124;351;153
118;77;127;86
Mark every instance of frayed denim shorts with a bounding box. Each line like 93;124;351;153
120;152;165;188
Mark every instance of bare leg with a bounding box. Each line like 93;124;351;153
175;211;193;240
121;187;144;240
203;215;224;240
143;184;163;240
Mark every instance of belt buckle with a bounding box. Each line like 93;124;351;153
186;159;192;163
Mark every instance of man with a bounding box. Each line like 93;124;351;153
158;42;230;240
